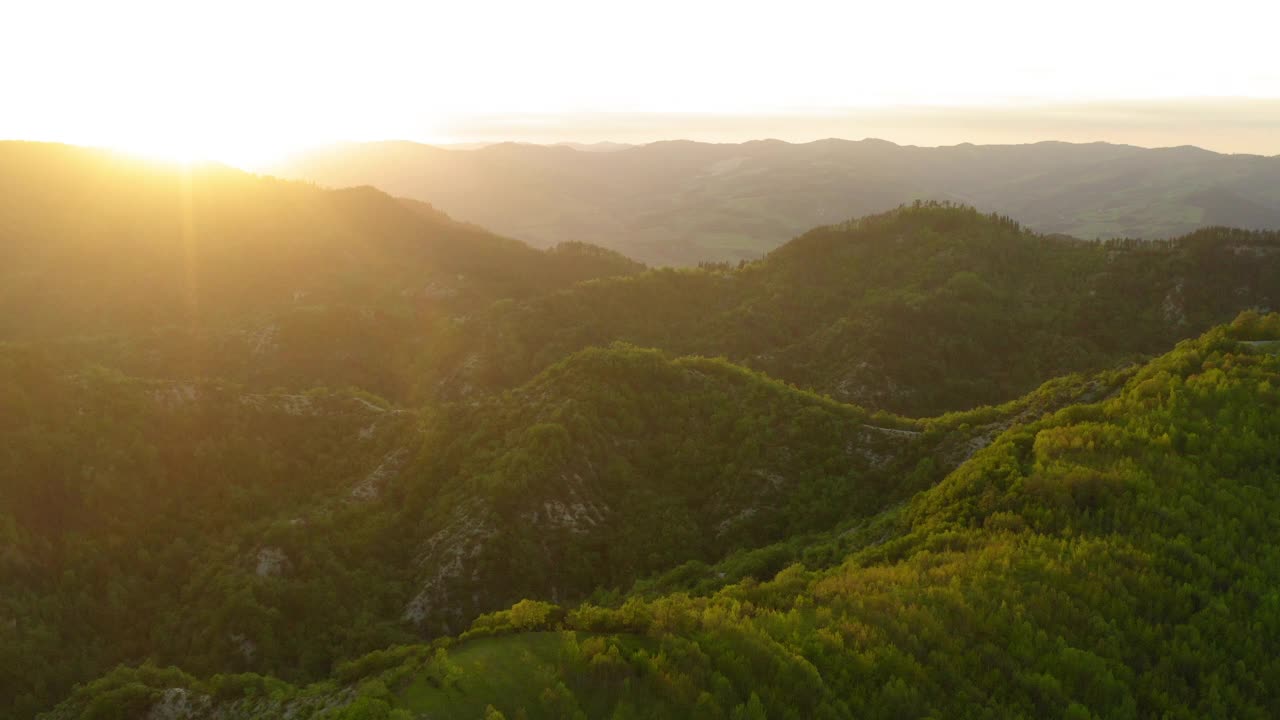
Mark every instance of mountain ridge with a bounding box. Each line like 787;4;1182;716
8;144;1280;718
273;138;1280;265
426;203;1280;416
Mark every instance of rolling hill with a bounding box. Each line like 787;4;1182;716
8;143;1280;719
1;307;1113;717
0;141;642;400
38;317;1280;720
273;138;1280;265
425;204;1280;416
0;143;648;717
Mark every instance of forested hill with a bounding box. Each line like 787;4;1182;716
273;138;1280;265
0;142;642;335
40;316;1280;719
0;142;641;398
429;204;1280;416
0;330;1109;717
9;144;1280;719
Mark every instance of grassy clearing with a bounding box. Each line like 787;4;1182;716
398;631;663;719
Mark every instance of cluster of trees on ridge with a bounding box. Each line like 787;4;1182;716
433;202;1280;416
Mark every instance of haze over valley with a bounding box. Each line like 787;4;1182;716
5;1;1280;718
276;137;1280;265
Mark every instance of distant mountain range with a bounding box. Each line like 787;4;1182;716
274;138;1280;265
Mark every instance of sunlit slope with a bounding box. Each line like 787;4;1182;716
0;142;641;397
0;142;643;336
435;204;1280;415
424;314;1280;719
12;142;1280;719
3;337;1108;717
393;344;1108;635
48;314;1280;719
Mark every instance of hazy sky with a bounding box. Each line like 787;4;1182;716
4;0;1279;164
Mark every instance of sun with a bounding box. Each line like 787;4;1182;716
75;87;444;171
95;121;291;170
109;135;201;165
103;136;269;170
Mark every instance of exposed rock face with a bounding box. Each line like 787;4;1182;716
229;633;257;662
254;547;289;578
715;507;758;537
350;396;387;414
148;382;198;408
836;367;912;409
239;393;315;415
1231;245;1280;258
523;472;609;533
350;448;408;501
147;688;210;720
402;462;620;631
101;686;358;720
1163;279;1188;327
247;323;279;357
403;500;500;627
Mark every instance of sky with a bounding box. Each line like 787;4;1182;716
3;0;1280;166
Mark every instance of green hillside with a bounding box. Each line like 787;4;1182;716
433;203;1280;416
394;343;1115;635
41;316;1280;719
9;337;1104;716
8;144;1280;719
0;346;424;717
0;143;646;717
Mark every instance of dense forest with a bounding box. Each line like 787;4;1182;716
430;203;1280;416
5;143;1280;718
33;316;1280;720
